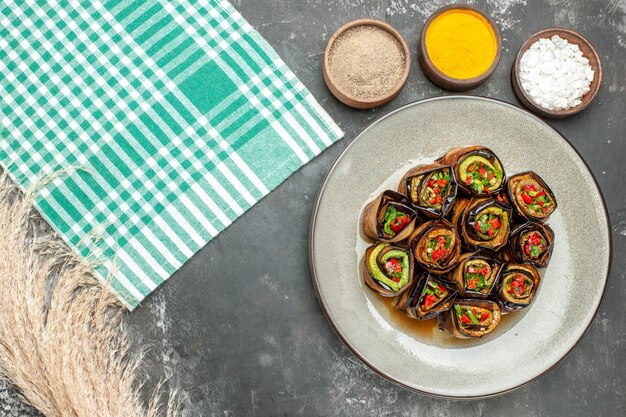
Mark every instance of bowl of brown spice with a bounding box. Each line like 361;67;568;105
323;19;411;109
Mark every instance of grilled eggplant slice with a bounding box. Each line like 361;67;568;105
451;253;501;298
503;222;554;268
496;263;541;312
506;171;557;221
449;197;471;231
398;164;458;218
408;219;462;274
439;299;501;338
362;242;415;297
438;146;505;196
361;190;418;243
461;198;512;251
394;272;456;320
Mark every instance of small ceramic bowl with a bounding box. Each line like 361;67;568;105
418;4;502;91
511;28;603;119
323;19;411;110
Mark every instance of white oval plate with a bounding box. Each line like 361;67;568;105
309;97;611;398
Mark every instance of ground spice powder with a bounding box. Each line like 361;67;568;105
425;9;497;79
328;25;406;100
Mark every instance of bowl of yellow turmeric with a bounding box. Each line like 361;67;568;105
418;4;502;91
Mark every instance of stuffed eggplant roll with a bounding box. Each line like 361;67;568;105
395;272;456;320
362;242;415;297
506;171;557;221
361;190;418;243
398;164;458;218
462;198;512;251
439;299;501;339
408;219;461;274
451;253;501;298
449;197;471;231
438;146;505;197
496;263;541;312
504;222;555;268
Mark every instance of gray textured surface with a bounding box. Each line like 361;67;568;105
2;0;625;416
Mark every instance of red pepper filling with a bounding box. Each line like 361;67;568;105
423;294;438;309
456;305;491;327
465;262;492;292
382;206;411;237
520;183;553;214
390;214;410;233
421;169;451;209
426;234;453;266
420;281;448;310
474;212;501;238
507;274;526;297
465;160;500;194
522;231;548;260
384;258;403;283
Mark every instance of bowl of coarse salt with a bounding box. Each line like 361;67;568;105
512;28;602;118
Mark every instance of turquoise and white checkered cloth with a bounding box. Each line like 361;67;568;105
0;0;343;309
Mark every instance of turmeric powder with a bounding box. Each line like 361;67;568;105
425;9;497;79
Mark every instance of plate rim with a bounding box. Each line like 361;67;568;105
308;95;613;399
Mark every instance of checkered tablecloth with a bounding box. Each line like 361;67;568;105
0;0;343;309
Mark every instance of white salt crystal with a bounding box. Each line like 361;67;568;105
526;54;538;67
540;62;555;74
554;97;567;108
518;35;594;111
